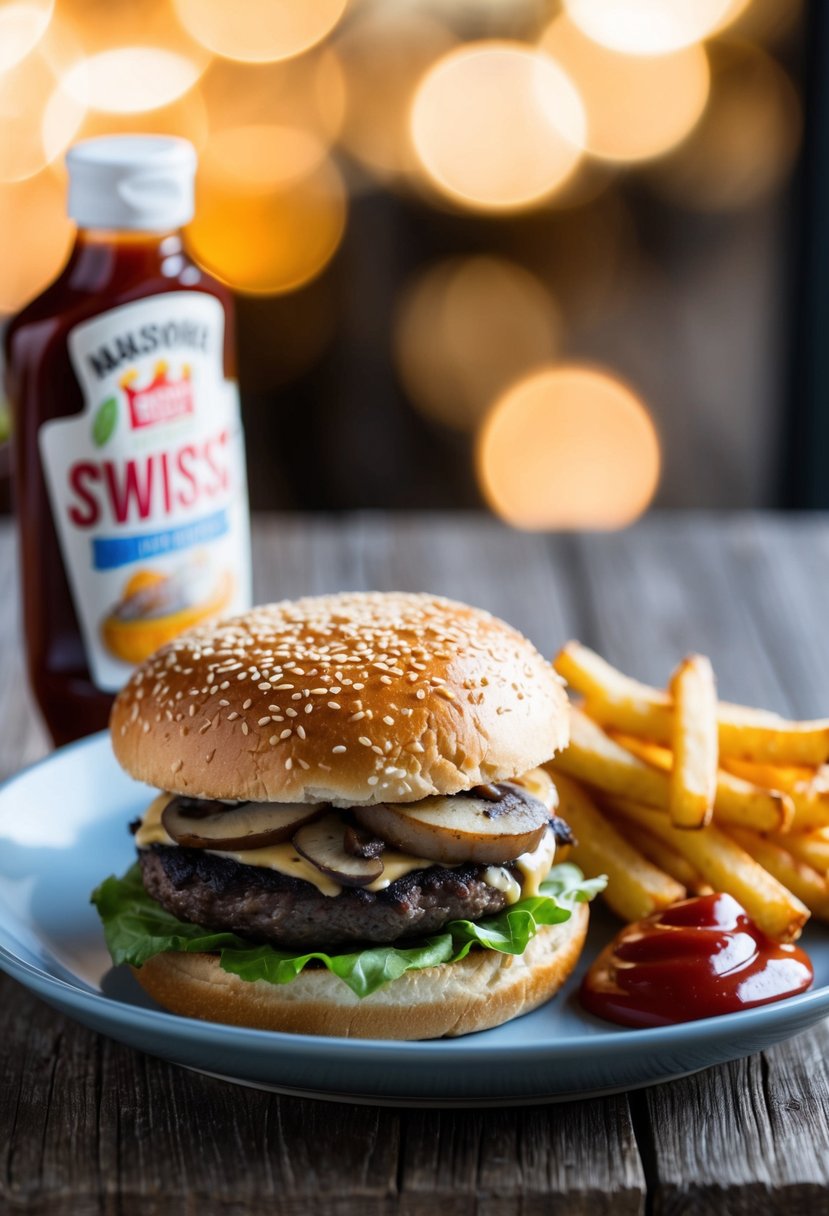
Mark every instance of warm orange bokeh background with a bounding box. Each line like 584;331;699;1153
0;0;804;527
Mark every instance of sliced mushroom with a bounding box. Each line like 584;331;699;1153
343;823;386;859
354;786;550;865
293;814;385;886
162;797;323;850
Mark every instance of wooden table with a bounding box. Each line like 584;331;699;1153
2;512;829;1215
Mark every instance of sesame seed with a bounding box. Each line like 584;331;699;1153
280;728;292;739
327;701;341;710
367;775;378;786
304;704;313;714
269;735;278;745
227;711;239;721
350;711;365;722
241;721;249;735
383;715;395;726
416;689;426;700
285;758;293;770
296;725;306;739
286;708;298;718
243;698;253;710
275;683;294;690
310;688;326;695
219;699;229;707
358;736;372;747
258;716;271;726
332;745;347;754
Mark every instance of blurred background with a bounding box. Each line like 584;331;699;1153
0;0;816;529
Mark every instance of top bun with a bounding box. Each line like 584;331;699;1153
111;592;569;804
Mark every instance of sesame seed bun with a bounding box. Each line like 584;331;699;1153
131;902;588;1039
111;592;569;804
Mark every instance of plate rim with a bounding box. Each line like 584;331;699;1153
2;731;829;1067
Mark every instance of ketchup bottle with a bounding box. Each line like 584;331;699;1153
5;136;251;746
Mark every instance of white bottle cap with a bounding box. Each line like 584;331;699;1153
66;135;197;232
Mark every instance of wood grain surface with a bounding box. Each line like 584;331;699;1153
1;513;828;1215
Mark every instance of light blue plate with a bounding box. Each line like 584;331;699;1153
1;733;829;1107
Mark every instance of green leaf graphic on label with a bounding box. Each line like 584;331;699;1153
92;397;118;447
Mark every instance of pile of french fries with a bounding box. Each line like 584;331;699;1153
546;642;829;943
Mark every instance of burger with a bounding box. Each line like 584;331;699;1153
93;592;602;1039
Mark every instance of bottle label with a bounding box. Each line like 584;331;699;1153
39;291;251;692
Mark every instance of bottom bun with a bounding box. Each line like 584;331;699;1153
132;903;589;1040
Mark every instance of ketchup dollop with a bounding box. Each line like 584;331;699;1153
580;893;814;1028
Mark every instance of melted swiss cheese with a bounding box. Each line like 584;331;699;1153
134;766;559;901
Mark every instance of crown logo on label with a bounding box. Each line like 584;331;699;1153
119;361;194;429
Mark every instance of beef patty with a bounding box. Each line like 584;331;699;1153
140;845;520;950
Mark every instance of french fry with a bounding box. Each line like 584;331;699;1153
710;770;794;834
554;641;829;765
581;726;794;834
606;798;810;941
554;642;673;739
720;758;829;831
726;827;829;921
669;654;718;828
624;823;712;894
551;773;686;922
550;707;668;807
770;828;829;876
716;705;829;767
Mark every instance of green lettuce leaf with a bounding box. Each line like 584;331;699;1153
91;862;605;998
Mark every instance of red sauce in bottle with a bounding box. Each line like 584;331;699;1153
580;893;814;1028
4;137;250;746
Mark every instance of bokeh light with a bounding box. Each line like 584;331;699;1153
394;256;563;432
186;129;347;294
202;124;329;188
649;40;801;211
173;0;348;65
68;87;210;152
0;0;53;73
410;42;586;213
564;0;733;55
476;365;660;529
334;6;456;183
201;52;345;148
0;171;74;311
540;17;709;163
0;33;85;181
62;47;206;114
